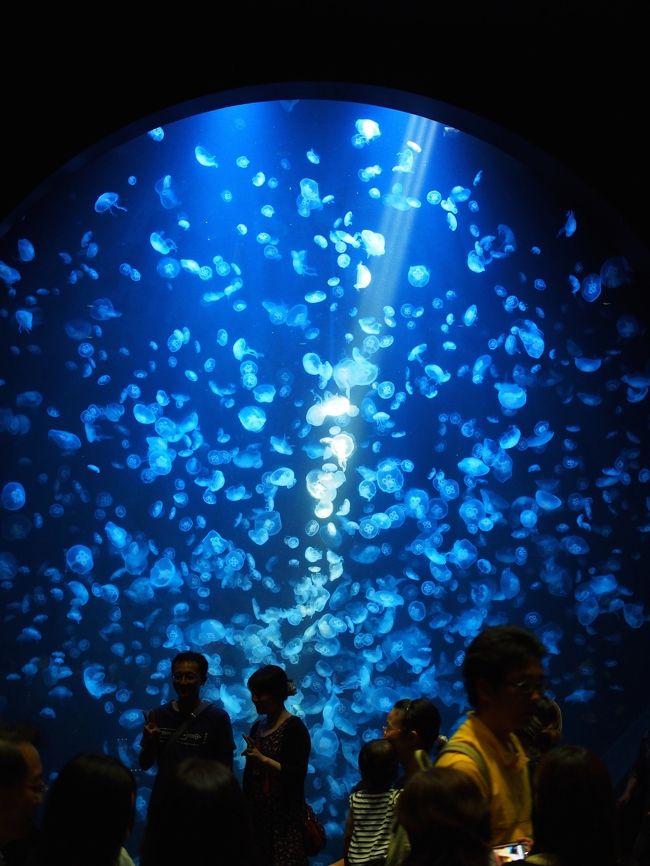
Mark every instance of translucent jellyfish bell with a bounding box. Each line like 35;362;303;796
306;394;352;427
1;482;26;511
94;192;127;214
354;118;381;144
407;265;430;287
354;262;372;290
65;545;94;575
320;432;355;470
232;337;262;361
238;406;267;432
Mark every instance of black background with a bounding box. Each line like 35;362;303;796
1;4;646;248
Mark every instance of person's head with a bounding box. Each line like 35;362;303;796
463;624;546;730
171;651;208;701
141;757;257;866
533;745;617;866
247;664;294;715
358;738;399;791
40;752;135;866
397;766;491;866
0;724;44;834
384;698;441;766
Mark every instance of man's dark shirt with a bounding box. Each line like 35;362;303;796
146;700;234;813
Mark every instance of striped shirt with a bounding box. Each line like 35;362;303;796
348;788;401;865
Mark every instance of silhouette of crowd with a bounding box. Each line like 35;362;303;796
1;626;636;866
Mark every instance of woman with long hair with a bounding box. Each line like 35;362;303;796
383;698;443;866
242;664;312;866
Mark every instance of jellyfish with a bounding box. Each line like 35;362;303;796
298;178;322;210
154;175;180;209
321;432;355;470
48;429;82;451
360;229;385;257
1;482;26;511
83;663;116;699
407;265;430;288
580;273;602;303
17;238;35;262
105;521;129;549
352;118;381;147
448;539;478;570
238;406;267;432
88;297;122;320
268;467;296;488
512;319;545;359
233;337;262;361
0;260;21;286
194;145;219;168
557;209;577;238
94;192;127;214
354;263;372;290
65;545;94;575
495;383;527;411
291;249;317;276
15;310;33;333
150;232;177;255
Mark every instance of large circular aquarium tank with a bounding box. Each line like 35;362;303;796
1;82;649;859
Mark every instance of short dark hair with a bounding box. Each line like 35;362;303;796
397;766;491;865
172;652;208;679
534;745;616;866
247;664;293;700
395;698;441;752
359;739;399;790
463;625;545;707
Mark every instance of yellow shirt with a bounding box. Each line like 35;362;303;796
435;712;532;845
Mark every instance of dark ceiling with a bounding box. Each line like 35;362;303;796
1;6;645;244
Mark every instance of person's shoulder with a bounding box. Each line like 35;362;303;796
153;700;174;717
441;715;475;745
117;847;137;866
286;714;308;729
204;702;231;721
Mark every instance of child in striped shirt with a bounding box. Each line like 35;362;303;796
343;738;401;866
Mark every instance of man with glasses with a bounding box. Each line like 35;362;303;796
0;723;44;866
139;651;234;815
436;624;546;848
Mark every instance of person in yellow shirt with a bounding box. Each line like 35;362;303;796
435;624;546;849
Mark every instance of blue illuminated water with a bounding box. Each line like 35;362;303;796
0;95;648;862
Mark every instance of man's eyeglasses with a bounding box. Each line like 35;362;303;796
505;677;547;696
172;672;201;683
383;700;413;736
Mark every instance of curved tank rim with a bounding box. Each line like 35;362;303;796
2;79;649;278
